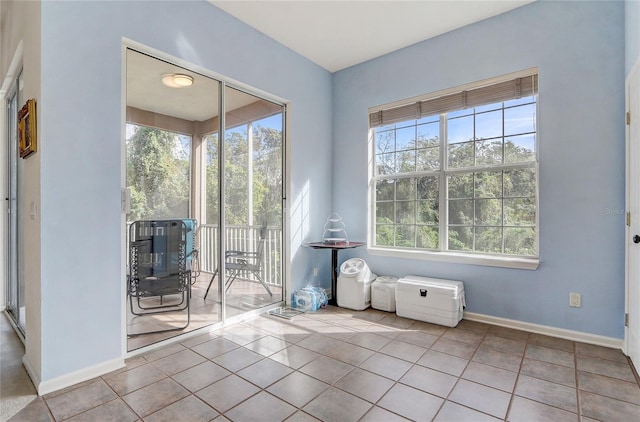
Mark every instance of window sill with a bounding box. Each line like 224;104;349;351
367;246;539;270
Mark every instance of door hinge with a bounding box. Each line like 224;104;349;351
627;111;631;125
625;313;629;327
627;212;632;227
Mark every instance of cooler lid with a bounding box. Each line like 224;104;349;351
374;276;398;284
399;276;464;294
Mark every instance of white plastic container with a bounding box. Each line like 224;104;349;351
337;258;373;310
396;275;465;327
371;276;398;312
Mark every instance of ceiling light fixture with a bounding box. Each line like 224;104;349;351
162;73;193;88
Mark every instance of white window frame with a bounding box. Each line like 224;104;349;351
367;69;540;270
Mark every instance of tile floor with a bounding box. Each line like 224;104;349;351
5;306;640;421
1;314;37;422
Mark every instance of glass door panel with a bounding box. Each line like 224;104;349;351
125;49;221;349
222;86;285;317
6;72;25;334
125;49;285;351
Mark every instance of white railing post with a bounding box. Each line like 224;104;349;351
198;224;282;287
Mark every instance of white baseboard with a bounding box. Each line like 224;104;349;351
464;312;624;350
22;354;41;394
32;357;125;396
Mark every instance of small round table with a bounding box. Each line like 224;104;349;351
304;241;366;306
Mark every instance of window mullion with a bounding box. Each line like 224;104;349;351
501;107;506;255
440;113;448;252
413;125;418;248
500;168;505;254
445;161;535;174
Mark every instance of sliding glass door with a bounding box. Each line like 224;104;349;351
5;71;25;335
125;48;285;350
222;86;285;318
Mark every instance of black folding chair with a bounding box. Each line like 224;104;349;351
128;219;192;336
204;227;273;299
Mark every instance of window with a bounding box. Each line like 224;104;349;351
369;70;538;268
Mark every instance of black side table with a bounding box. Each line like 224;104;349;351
304;241;366;306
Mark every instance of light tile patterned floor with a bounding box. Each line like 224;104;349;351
6;306;640;421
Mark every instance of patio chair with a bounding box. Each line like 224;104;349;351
127;219;192;336
204;227;273;299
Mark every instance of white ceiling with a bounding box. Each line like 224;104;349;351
127;50;257;121
210;0;535;72
127;1;535;121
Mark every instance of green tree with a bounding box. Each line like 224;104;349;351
203;119;284;228
224;128;250;225
252;125;283;227
446;138;536;255
127;125;190;221
204;132;220;225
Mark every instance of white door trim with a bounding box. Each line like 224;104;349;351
624;56;640;367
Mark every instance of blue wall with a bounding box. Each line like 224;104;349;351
39;0;332;381
34;0;628;385
332;1;626;338
627;0;640;76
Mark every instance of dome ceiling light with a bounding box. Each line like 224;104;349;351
162;73;194;88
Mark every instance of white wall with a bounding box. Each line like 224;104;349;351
333;0;626;339
627;0;640;76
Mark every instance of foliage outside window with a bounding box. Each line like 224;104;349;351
204;113;283;227
126;125;191;221
370;72;538;261
126;113;282;228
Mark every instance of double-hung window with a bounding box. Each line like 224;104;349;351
369;70;539;269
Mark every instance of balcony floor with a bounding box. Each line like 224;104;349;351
127;273;283;351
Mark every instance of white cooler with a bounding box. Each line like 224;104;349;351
371;276;398;312
337;258;373;310
396;275;465;327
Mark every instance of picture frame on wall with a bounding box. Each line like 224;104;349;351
18;98;37;158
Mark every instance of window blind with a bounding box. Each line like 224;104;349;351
369;74;538;128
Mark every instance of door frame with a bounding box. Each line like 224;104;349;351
624;56;640;367
2;47;25;337
121;40;290;355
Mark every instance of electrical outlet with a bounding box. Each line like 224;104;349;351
313;267;319;277
569;292;581;307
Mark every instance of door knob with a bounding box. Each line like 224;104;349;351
634;235;640;244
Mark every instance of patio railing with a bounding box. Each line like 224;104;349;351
197;224;283;287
